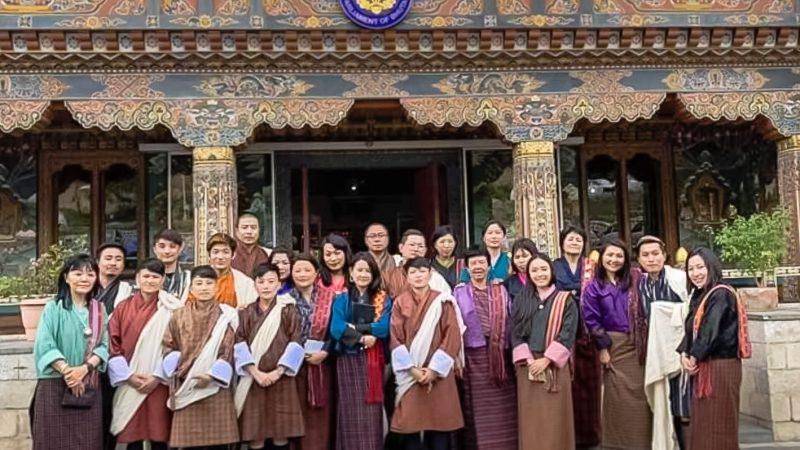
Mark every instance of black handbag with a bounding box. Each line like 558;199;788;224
61;300;102;409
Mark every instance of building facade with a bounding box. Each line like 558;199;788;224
0;0;797;271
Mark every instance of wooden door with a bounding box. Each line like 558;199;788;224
38;149;146;262
414;163;448;240
580;142;677;252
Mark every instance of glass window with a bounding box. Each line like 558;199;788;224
0;143;37;276
236;154;274;246
673;133;778;251
626;154;662;244
170;155;194;263
104;163;139;268
558;145;581;229
56;165;92;251
146;153;168;251
466;150;514;244
585;155;620;248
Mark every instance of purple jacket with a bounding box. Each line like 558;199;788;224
453;282;512;349
581;277;631;349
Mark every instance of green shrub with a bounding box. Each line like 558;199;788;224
714;209;790;287
0;237;89;299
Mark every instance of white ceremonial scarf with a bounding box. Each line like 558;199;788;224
169;304;239;411
110;291;184;435
395;292;454;406
233;269;258;308
234;294;295;416
645;266;689;450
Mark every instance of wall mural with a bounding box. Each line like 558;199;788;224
0;0;796;28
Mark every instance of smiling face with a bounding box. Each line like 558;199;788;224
561;232;584;257
136;269;164;296
236;216;260;245
467;255;489;282
271;253;292;281
638;242;666;276
350;259;373;291
98;247;125;278
291;260;318;289
483;224;505;249
399;235;426;260
687;255;709;290
190;276;217;302
601;245;626;278
153;239;182;266
209;244;233;272
527;257;553;289
255;270;281;302
65;266;98;299
322;244;346;273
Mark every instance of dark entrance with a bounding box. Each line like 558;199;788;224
274;149;463;253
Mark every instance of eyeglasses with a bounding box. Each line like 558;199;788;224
366;233;388;239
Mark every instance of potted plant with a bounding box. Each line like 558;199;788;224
714;208;790;311
0;238;87;339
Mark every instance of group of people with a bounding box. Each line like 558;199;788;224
30;212;751;450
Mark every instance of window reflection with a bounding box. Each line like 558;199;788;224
0;143;37;276
56;165;92;251
467;150;514;244
586;155;620;248
104;164;139;267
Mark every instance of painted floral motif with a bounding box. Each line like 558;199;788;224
663;69;769;91
0;75;66;99
606;14;668;25
0;0;107;14
217;0;249;14
196;75;313;98
497;0;529;14
170;14;237;27
546;0;578;14
53;16;125;28
723;13;783;24
0;101;50;132
343;74;410;98
404;16;473;25
432;73;545;95
570;70;635;93
276;16;349;26
90;74;166;99
507;15;575;25
113;0;145;15
162;0;196;15
679;91;800;136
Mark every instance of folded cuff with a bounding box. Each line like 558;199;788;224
234;342;255;376
512;343;534;364
428;349;454;378
157;351;180;380
544;340;571;369
278;342;304;376
208;359;233;388
391;345;413;374
107;356;132;387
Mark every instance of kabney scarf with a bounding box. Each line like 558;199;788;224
365;290;387;404
111;291;183;434
692;284;751;399
169;304;239;411
307;281;335;408
234;294;296;416
543;291;571;393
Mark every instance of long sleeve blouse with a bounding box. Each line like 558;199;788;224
677;286;741;361
581;278;631;350
330;290;392;355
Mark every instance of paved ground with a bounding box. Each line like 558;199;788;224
740;419;800;449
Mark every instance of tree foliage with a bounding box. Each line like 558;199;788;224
714;209;789;287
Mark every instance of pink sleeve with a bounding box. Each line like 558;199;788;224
512;343;533;364
544;340;571;368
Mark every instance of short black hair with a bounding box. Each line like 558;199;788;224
154;229;184;246
191;265;218;281
96;242;125;259
430;225;458;258
236;212;260;226
685;247;723;292
137;258;166;276
463;248;490;267
559;226;587;256
206;233;237;253
635;235;667;258
291;253;321;274
400;228;425;245
510;238;539;274
403;256;432;272
364;222;388;234
253;262;281;280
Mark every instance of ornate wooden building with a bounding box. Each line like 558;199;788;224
0;0;797;270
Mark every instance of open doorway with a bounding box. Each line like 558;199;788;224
274;150;463;253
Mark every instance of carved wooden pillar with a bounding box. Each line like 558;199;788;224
513;141;561;258
192;146;237;264
778;136;800;264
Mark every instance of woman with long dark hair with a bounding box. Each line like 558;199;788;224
503;238;538;303
582;239;651;449
511;253;578;449
31;254;108;450
552;226;601;448
269;246;295;294
678;247;751;450
429;225;463;289
330;252;392;450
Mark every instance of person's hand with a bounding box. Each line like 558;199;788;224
528;358;551;377
251;369;270;387
305;350;329;366
136;374;159;394
192;374;212;388
409;367;424;383
360;335;377;349
599;349;612;368
418;368;436;385
128;373;146;390
681;354;698;375
64;365;88;387
454;360;465;379
69;382;85;398
262;369;282;386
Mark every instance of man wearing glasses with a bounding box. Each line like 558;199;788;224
364;222;396;274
